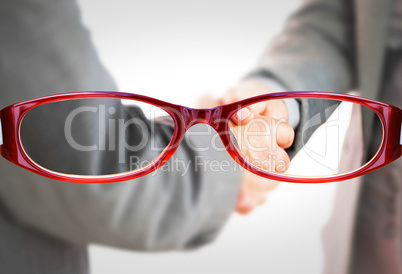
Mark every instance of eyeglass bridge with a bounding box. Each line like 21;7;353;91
181;106;223;130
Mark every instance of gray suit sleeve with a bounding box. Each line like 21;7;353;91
0;0;241;251
243;0;355;156
248;0;356;93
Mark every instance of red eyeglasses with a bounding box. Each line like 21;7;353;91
0;91;400;183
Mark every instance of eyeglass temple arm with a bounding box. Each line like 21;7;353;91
399;108;402;158
0;119;2;146
398;106;402;146
399;122;402;146
0;110;3;154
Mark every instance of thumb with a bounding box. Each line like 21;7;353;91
231;102;266;125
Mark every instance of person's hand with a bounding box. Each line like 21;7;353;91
221;79;294;214
222;80;294;171
196;93;293;172
220;80;290;122
236;170;279;215
196;83;294;215
228;109;293;173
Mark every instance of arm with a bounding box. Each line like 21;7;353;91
248;0;356;93
224;0;355;160
0;0;241;250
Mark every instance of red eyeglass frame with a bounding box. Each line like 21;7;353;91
0;91;400;184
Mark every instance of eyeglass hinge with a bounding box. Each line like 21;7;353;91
0;119;3;145
400;122;402;145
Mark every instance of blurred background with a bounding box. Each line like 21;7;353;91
77;1;339;273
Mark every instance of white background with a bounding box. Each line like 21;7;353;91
77;1;340;273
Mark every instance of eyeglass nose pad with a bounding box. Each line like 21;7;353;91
210;107;223;129
181;107;223;130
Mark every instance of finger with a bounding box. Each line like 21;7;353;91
231;101;269;126
236;205;253;215
248;148;290;173
235;191;255;215
243;170;278;191
236;175;263;215
272;147;291;173
230;107;253;126
258;195;267;206
263;179;279;191
236;186;269;213
264;99;289;122
274;121;295;149
247;101;267;117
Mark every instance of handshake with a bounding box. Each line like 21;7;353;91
197;79;296;215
